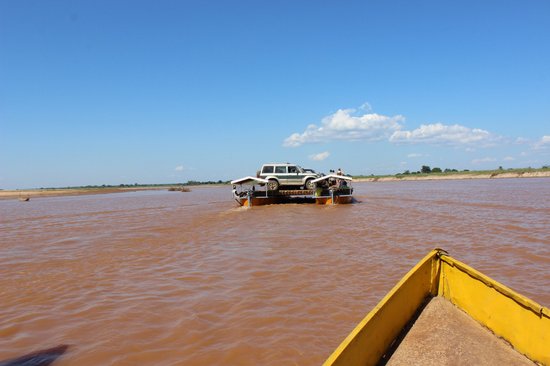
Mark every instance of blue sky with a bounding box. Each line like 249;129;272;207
1;0;549;188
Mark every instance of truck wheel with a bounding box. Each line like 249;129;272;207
305;179;316;190
267;179;279;191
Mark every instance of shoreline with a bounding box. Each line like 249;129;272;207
354;170;550;182
0;184;229;201
0;186;170;201
2;171;549;200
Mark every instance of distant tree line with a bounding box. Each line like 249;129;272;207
353;164;549;180
398;164;550;176
45;180;231;190
399;166;462;175
183;180;229;186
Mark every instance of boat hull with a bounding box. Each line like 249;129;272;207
315;195;353;205
323;249;550;366
235;196;285;207
233;191;353;206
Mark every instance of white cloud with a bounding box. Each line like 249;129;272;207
309;151;330;161
407;153;423;158
390;123;496;146
284;104;501;151
174;165;184;172
472;157;496;165
534;135;550;149
283;108;405;147
503;156;515;161
359;102;372;111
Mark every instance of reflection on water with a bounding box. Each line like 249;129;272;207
1;179;549;365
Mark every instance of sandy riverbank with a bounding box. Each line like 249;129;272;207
0;187;171;201
354;170;550;182
2;171;548;200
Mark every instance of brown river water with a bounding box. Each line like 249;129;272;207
1;179;549;365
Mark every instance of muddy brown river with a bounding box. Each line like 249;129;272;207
1;179;549;365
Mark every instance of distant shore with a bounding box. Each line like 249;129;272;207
0;186;170;201
354;170;550;182
2;170;549;200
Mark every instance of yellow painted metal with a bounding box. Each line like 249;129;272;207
237;197;281;206
315;196;353;205
323;250;439;366
438;254;550;365
323;249;550;366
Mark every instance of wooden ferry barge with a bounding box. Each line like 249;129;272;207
231;175;354;207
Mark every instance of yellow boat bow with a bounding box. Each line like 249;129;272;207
323;249;550;365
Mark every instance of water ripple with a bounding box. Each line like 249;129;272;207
0;179;549;365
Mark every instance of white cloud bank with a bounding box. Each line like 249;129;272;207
284;105;499;149
390;123;495;146
283;108;405;147
534;135;550;149
309;151;330;161
174;165;184;172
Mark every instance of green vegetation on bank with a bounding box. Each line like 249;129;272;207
353;165;550;180
35;180;231;191
6;165;549;191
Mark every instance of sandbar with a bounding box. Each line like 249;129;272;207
0;187;168;200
